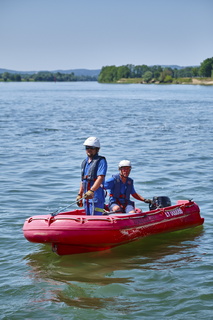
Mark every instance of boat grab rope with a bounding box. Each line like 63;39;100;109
27;216;115;224
26;204;195;225
55;216;115;223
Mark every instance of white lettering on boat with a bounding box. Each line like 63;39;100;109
164;207;183;218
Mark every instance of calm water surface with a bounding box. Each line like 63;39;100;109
0;82;213;319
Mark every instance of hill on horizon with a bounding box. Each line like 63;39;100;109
0;68;101;77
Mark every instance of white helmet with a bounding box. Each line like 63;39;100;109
83;136;100;148
119;160;132;168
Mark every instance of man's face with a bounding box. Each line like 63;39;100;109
120;166;131;177
85;146;98;157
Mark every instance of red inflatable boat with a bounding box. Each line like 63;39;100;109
23;199;204;255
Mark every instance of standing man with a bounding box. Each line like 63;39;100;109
76;137;107;215
104;160;152;213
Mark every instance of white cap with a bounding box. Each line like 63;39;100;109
83;136;100;148
119;160;132;168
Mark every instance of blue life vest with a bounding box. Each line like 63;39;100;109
109;173;134;207
81;154;106;181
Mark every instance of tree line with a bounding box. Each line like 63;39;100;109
98;57;213;83
1;57;212;83
0;71;98;82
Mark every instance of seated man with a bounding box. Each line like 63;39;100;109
104;160;152;213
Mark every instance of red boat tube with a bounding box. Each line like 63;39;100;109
23;200;204;255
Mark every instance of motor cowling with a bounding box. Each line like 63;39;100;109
149;196;171;211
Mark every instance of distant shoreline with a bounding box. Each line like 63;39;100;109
1;77;213;85
0;79;213;85
116;77;213;85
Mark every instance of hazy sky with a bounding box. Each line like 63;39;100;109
1;0;213;71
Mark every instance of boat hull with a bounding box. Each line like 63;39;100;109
23;201;204;255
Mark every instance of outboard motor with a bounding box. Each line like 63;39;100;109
149;196;171;211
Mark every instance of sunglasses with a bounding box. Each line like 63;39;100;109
85;146;96;150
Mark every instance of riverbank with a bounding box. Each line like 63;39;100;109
117;77;213;85
191;78;213;85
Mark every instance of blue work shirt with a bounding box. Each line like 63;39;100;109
104;176;136;204
82;156;107;214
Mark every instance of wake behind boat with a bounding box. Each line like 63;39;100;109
23;198;204;255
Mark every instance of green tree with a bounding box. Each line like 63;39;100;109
133;65;143;78
164;75;173;83
199;57;213;77
140;64;150;77
150;65;163;79
126;64;135;78
143;71;153;83
117;65;130;79
132;64;151;78
2;72;10;81
11;74;22;81
159;68;173;82
98;66;118;82
192;67;199;77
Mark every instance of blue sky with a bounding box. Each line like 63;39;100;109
0;0;213;71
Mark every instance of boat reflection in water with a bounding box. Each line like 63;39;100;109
24;226;204;309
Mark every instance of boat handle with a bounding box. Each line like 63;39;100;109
47;216;55;226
